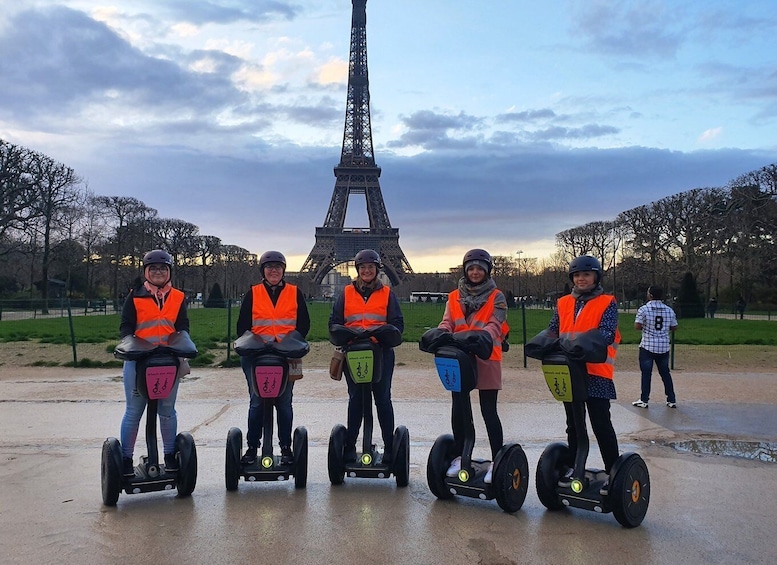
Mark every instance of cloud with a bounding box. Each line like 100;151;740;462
570;0;685;59
698;127;722;144
161;0;298;25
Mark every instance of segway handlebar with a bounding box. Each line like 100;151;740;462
328;324;402;348
525;329;608;363
114;331;198;361
419;328;493;360
233;330;310;359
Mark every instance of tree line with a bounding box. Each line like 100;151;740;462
3;137;775;311
553;164;776;309
1;139;266;311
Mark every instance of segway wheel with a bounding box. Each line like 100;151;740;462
610;453;650;528
535;442;570;511
494;443;529;513
393;426;410;488
176;432;197;497
225;427;242;491
101;437;123;506
293;426;308;489
426;434;456;500
327;424;347;485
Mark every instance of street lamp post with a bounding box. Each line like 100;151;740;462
515;250;523;303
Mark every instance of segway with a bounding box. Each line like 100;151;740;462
526;329;650;528
101;331;198;506
419;328;529;513
327;324;410;487
225;330;309;491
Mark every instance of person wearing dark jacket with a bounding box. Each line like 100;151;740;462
119;249;189;477
236;251;310;466
328;249;404;464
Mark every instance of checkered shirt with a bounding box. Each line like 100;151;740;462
635;300;677;354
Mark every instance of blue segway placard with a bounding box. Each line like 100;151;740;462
434;357;462;392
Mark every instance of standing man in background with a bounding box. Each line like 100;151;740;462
632;286;678;409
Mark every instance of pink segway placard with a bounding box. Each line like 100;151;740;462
255;365;284;398
146;365;177;399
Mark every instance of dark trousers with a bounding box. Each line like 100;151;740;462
345;348;395;453
638;347;676;403
242;356;294;450
563;398;619;473
451;389;503;459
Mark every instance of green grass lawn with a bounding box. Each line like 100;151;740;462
1;302;775;347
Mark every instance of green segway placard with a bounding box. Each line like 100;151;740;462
542;364;574;402
346;350;374;384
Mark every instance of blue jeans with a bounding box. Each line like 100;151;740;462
638;347;676;403
241;356;294;450
345;347;395;453
120;360;179;459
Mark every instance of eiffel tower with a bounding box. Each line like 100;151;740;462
300;0;413;286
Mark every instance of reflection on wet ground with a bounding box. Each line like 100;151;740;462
667;439;776;462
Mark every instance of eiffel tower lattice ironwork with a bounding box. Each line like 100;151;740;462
300;0;413;286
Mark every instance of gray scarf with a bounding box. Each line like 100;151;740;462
571;284;605;302
457;276;497;315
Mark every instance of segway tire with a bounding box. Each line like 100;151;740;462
426;434;456;500
393;426;410;487
327;424;347;486
494;443;529;513
176;432;197;497
225;427;242;491
535;442;570;511
610;453;650;528
101;437;123;506
293;426;308;489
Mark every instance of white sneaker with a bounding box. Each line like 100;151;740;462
446;456;462;477
632;400;648;408
484;462;494;484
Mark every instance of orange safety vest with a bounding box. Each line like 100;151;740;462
251;283;298;342
557;293;621;379
447;289;508;361
133;289;185;346
344;285;390;331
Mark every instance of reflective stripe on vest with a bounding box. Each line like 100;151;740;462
557;293;621;379
344;285;389;330
447;289;507;361
133;289;185;346
251;283;298;342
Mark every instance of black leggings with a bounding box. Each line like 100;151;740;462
563;397;619;473
452;389;503;458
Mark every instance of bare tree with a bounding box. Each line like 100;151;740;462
27;151;81;312
95;196;158;298
0;140;38;253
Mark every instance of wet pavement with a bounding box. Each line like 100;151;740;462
1;367;776;565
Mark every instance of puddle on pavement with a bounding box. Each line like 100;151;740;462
668;439;776;462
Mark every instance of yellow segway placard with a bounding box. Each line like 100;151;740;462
542;364;574;402
346;350;374;384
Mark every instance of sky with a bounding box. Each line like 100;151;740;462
1;0;775;273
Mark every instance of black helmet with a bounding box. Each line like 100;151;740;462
354;249;382;268
462;248;492;276
259;250;286;271
569;255;601;284
142;249;173;268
